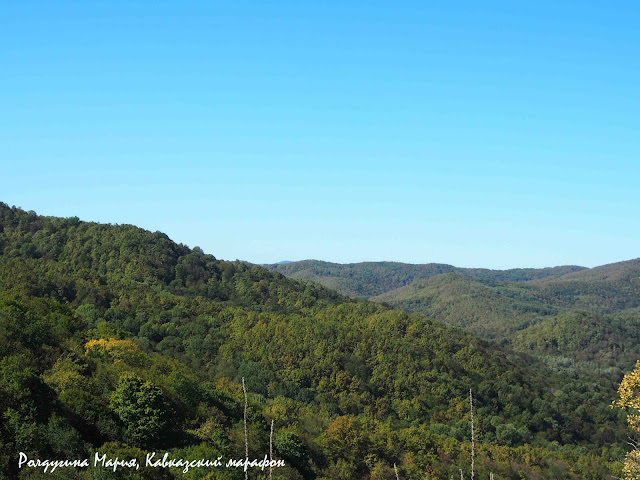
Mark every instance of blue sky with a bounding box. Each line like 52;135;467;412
1;1;638;268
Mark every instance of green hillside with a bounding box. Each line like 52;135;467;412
371;262;640;376
0;204;630;479
265;260;586;298
372;273;555;341
267;258;640;378
512;309;640;374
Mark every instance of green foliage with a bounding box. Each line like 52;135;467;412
266;259;586;298
368;266;640;379
109;374;167;448
0;203;630;479
270;258;640;380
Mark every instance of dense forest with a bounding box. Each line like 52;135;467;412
265;261;587;299
0;203;634;479
268;259;640;379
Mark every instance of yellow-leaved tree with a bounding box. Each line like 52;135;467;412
613;359;640;479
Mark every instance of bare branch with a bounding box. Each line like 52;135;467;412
242;377;248;480
470;389;475;480
269;418;274;480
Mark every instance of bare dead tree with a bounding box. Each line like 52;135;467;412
242;377;249;480
470;389;475;480
393;462;400;480
269;418;274;480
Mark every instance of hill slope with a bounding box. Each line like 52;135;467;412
372;261;640;376
267;258;640;378
0;203;628;479
265;260;586;298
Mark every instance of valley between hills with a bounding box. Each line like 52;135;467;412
267;259;640;379
1;203;637;479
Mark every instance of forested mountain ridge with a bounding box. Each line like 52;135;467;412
0;203;630;479
267;258;640;378
371;261;640;377
265;260;587;298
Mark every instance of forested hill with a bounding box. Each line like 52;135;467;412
266;258;640;378
372;260;640;376
264;260;586;298
0;203;629;479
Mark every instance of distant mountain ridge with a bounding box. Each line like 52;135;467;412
267;258;640;377
265;259;588;298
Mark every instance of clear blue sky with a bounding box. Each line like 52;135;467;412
1;1;638;268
